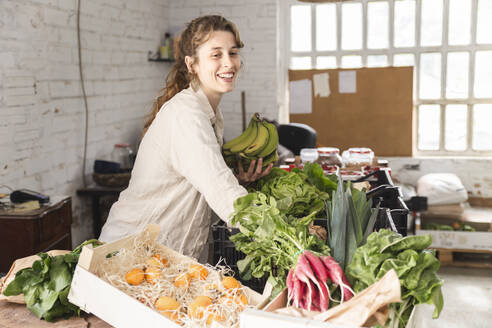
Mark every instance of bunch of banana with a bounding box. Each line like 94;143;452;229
222;113;279;171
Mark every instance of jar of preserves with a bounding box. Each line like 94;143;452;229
316;147;343;167
342;147;374;168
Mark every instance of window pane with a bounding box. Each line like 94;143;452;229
316;4;337;51
394;0;415;48
341;3;362;50
341;56;362;68
477;0;492;44
448;0;471;45
394;54;415;67
445;105;467;151
367;55;388;67
474;51;492;98
367;1;389;49
446;52;469;99
291;5;311;52
420;0;443;46
473;104;492;150
290;57;312;70
419;53;441;99
316;56;337;69
418;105;441;150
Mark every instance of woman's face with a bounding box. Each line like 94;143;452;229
189;30;241;101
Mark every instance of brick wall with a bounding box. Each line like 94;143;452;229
0;0;171;246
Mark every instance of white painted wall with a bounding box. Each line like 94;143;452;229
0;0;171;246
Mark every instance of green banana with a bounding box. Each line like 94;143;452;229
223;113;259;151
256;121;279;158
230;120;259;153
262;150;278;167
243;121;269;156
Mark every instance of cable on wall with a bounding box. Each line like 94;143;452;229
77;0;90;187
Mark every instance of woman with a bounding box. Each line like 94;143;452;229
99;15;273;258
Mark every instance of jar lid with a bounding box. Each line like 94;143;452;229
348;147;372;154
115;143;130;148
317;147;340;155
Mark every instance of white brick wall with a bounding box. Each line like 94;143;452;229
0;0;171;246
2;0;492;251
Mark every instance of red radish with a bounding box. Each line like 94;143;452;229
298;279;306;308
293;256;315;310
286;268;295;304
321;255;355;301
292;274;302;307
309;280;321;312
304;251;330;311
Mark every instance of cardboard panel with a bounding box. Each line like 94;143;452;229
289;67;413;156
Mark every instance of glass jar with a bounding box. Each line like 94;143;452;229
342;147;374;168
316;147;343;167
111;143;134;171
300;148;319;163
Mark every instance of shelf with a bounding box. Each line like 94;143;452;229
148;58;174;62
147;51;175;63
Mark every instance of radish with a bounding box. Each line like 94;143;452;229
303;250;330;311
286;268;295;305
309;279;321;312
321;255;355;301
292;274;301;307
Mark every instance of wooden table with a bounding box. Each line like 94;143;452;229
76;186;124;238
0;300;112;328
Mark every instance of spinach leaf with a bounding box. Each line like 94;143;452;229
3;239;102;322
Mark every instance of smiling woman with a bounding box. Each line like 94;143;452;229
98;16;272;259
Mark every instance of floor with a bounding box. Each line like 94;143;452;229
415;266;492;328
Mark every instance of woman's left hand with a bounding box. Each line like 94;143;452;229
236;158;273;185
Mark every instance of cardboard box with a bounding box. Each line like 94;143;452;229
416;229;492;251
240;287;418;328
68;225;270;328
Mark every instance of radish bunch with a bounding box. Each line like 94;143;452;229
287;250;354;312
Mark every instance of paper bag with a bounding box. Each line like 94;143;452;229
0;250;70;304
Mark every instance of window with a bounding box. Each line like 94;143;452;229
283;0;492;155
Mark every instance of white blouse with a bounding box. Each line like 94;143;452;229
99;86;247;258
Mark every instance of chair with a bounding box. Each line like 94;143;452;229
278;123;317;155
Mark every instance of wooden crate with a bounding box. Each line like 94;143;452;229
437;248;492;269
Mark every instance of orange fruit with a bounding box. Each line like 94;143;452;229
222;276;241;289
125;268;145;285
187;296;212;319
146;254;169;268
188;264;208;280
173;272;191;288
144;266;161;284
206;312;226;325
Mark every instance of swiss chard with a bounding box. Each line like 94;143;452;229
346;229;443;328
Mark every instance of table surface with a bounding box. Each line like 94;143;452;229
0;300;112;328
76;185;125;196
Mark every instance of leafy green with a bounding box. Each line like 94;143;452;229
256;166;329;217
346;229;443;328
325;175;377;271
230;192;330;296
3;239;102;322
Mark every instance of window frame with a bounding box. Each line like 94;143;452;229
278;0;492;156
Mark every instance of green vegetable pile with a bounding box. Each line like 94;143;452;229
346;229;444;328
3;239;102;322
230;192;330;296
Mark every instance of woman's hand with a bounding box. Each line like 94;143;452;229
236;158;273;185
